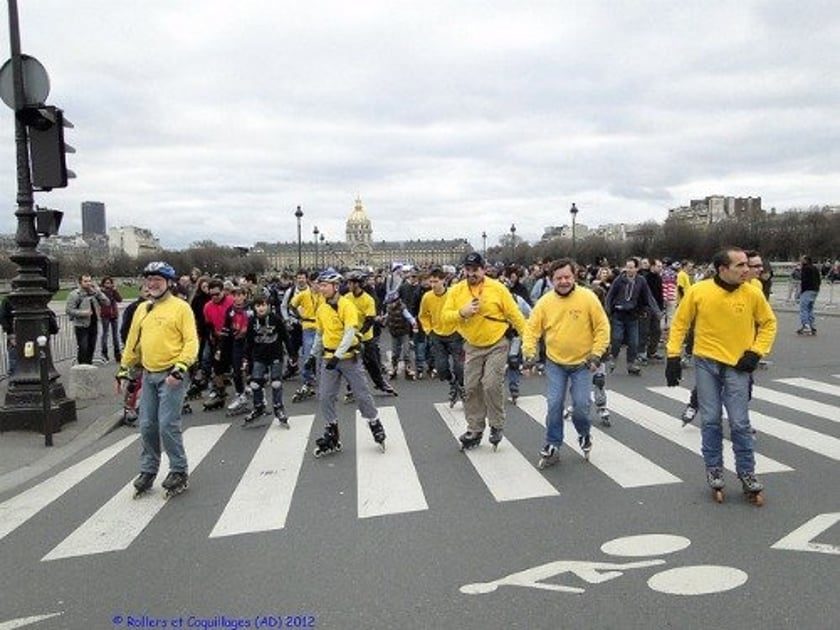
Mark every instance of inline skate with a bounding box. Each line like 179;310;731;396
292;383;316;403
458;430;483;452
184;375;205;401
162;471;189;499
313;423;342;458
274;405;290;429
706;467;726;503
202;388;227;411
448;383;463;408
488;427;504;451
133;472;156;499
343;390;355;404
508;388;519;406
593;372;610;426
681;404;697;426
375;382;398;397
225;392;249;417
367;418;386;452
241;405;269;428
123;407;138;427
738;471;765;506
537;444;560;470
578;433;593;461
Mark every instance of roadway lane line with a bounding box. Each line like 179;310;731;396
774;377;840;399
209;414;315;538
650;386;840;462
0;434;138;541
42;424;229;561
517;395;682;488
356;407;428;519
434;403;559;502
750;385;839;424
608;391;792;474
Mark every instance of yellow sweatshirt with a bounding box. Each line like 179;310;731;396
315;295;361;359
346;290;377;342
667;279;776;366
419;289;458;336
122;293;198;372
441;277;526;347
291;288;322;331
523;286;610;365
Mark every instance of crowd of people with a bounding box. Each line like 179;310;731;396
100;244;802;500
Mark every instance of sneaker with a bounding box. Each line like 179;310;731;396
680;404;697;424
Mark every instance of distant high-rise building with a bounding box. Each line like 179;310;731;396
81;201;106;236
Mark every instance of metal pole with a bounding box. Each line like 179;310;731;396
294;205;303;269
37;335;51;446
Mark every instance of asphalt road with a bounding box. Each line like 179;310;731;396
0;310;838;630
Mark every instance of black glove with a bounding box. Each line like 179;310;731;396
665;357;682;387
586;354;601;370
304;356;316;373
325;356;340;370
734;350;761;373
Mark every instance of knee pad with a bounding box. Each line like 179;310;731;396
270;380;282;390
592;373;605;389
249;378;265;391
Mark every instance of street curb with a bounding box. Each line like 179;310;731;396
0;410;125;496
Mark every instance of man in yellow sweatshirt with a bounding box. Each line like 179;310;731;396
118;262;198;498
523;259;610;466
442;252;527;451
419;267;464;406
666;247;776;503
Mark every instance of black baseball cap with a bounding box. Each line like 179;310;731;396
463;252;484;267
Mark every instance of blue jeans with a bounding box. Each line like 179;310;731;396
695;357;754;474
301;328;317;385
100;318;121;358
799;290;818;328
609;312;639;365
139;370;189;475
544;360;592;447
506;336;522;396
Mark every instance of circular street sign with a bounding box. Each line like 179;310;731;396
0;54;50;110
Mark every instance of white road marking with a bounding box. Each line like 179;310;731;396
0;612;63;629
774;377;840;398
651;386;840;462
434;403;559;502
356;407;428;518
42;424;229;561
210;415;315;538
771;512;840;556
646;565;748;595
0;435;138;541
608;391;792;474
751;385;840;423
517;395;683;488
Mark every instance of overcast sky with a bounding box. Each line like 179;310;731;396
1;1;838;250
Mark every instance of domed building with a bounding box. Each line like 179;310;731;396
254;196;471;271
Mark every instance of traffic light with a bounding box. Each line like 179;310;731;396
21;105;75;190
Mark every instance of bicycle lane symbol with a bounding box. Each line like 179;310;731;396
460;534;748;596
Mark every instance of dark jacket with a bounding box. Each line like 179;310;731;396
605;273;660;319
800;262;821;293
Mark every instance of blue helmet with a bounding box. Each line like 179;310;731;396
317;268;343;284
143;261;177;280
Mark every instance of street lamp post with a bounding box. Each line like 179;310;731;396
570;202;578;257
509;224;516;263
0;0;75;433
319;233;325;269
294;205;303;269
481;231;487;260
313;226;320;270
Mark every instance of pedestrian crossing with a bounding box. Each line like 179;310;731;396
0;376;837;562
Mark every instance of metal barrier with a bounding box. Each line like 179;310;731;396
0;313;78;380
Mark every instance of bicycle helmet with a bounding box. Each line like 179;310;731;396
142;261;177;280
317;268;343;284
345;270;367;283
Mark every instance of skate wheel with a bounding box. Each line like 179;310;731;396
747;491;764;507
313;448;322;458
713;489;725;504
537;459;545;470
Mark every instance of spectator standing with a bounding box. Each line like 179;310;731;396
99;276;123;362
66;274;110;365
798;255;821;335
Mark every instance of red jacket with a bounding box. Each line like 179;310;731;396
203;295;234;338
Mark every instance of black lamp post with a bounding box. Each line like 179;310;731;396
0;0;75;433
570;202;579;256
509;224;516;263
313;226;320;270
294;205;303;269
319;233;325;269
481;231;487;260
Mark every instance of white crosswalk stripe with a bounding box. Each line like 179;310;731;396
210;415;315;538
356;407;428;518
434;402;560;502
516;395;682;488
608;391;792;474
0;377;835;562
649;386;840;462
42;424;230;561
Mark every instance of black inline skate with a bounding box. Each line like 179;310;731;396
202;389;227;411
123;407;138;427
738;471;765;506
241;405;269;428
161;471;189;499
367;418;386;452
292;383;316;403
133;472;156;498
537;444;560;470
184;376;205;401
448;383;464;408
274;405;290;429
375;382;398;397
225;393;249;417
489;427;504;451
343;390;355;404
593;372;610;426
313;423;341;458
458;430;483;452
578;433;593;461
